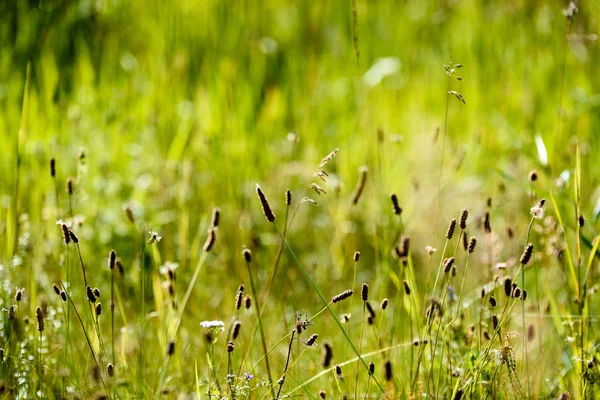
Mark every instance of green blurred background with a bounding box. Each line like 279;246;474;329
1;0;600;396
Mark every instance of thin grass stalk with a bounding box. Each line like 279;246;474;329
244;255;274;388
275;330;295;399
412;239;449;392
272;222;385;393
354;302;366;399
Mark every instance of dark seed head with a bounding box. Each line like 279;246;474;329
454;388;464;400
203;228;216;252
319;390;326;399
529;170;538;182
361;283;369;302
107;363;114;377
67;178;74;195
353;251;360;262
68;229;79;243
366;301;376;319
227;341;235;353
86;286;96;303
235;284;244;310
245;296;251;309
15;289;23;302
322;342;333;368
335;365;343;379
380;298;389;310
256;184;276;222
95;302;102;316
116;258;124;275
484;212;491;234
233;321;242;340
52;283;60;296
109;250;116;270
50;158;56;178
61;224;71;245
210;207;221;229
522;290;528;301
390;193;402;215
513;287;522;299
459;208;469;230
368;361;375;375
492;314;499;331
242;248;252;263
578;215;585;227
332;290;353;304
60;291;67;302
468;237;477;253
403;280;411;295
443;257;455;273
385;360;393;381
306;334;318;346
520;243;534;265
93;287;101;298
285;189;292;206
504;278;512;297
528;324;535;342
489;296;497;307
167;341;175;356
125;206;135;224
36;306;44;332
446;218;457;239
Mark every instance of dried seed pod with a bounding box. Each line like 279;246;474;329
107;363;114;377
285;190;292;206
52;283;60;296
167;341;175;356
93;287;101;298
95;302;102;316
489;296;497;308
245;296;251;309
353;251;360;262
227;341;235;353
492;314;499;331
60;291;67;302
235;285;244;310
443;257;455;273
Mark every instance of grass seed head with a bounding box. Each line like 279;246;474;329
68;229;79;243
233;321;242;339
351;167;368;205
520;243;534;265
50;158;56;178
385;360;393;381
67;178;74;195
353;251;360;262
306;334;318;346
36;306;44;332
443;257;455;273
285;189;292;206
60;291;67;302
361;283;369;302
459;208;469;230
86;286;96;303
210;207;220;229
107;363;114;377
380;298;389;310
244;296;251;309
95;302;102;316
403;280;411;295
61;224;70;245
446;218;457;239
242;248;252;263
332;290;353;304
109;250;116;270
203;228;216;252
227;341;234;353
255;184;276;222
322;342;333;368
368;361;375;375
484;212;491;234
390;193;402;215
52;283;60;296
504;278;512;297
167;341;175;356
468;236;477;253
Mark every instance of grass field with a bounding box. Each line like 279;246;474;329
1;0;600;398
